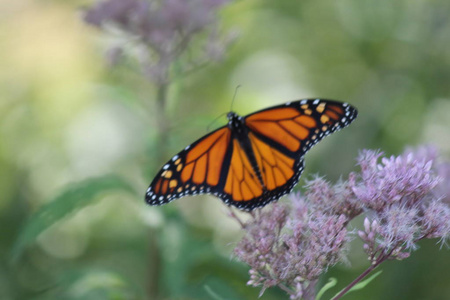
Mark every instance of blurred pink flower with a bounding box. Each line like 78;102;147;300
84;0;234;85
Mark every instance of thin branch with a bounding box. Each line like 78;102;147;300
331;263;377;300
155;82;170;163
277;282;295;295
227;207;246;228
331;248;394;300
148;82;170;299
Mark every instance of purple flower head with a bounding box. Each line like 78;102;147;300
404;144;439;167
351;148;440;211
283;212;348;280
351;147;450;259
83;0;144;27
234;203;288;273
234;145;450;299
233;192;350;298
84;0;234;85
304;176;362;219
286;194;350;280
358;217;381;260
160;0;225;33
378;203;419;250
421;199;450;242
435;162;450;204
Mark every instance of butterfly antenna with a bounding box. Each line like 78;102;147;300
206;112;227;132
230;84;242;112
206;86;241;132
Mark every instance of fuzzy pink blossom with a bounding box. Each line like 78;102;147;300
233;145;450;299
233;193;350;299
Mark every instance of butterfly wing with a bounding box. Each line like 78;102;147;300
219;132;305;210
245;99;357;156
146;99;357;211
221;98;357;210
146;126;233;206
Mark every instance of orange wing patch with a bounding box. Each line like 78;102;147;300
152;127;230;198
246;107;300;121
246;107;318;152
249;133;295;191
182;128;230;186
224;139;263;201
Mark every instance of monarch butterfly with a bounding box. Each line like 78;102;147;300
146;99;357;211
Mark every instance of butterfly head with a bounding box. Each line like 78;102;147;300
227;111;244;130
226;111;237;120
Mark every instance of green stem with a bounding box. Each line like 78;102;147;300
331;249;393;300
304;279;317;300
147;229;162;299
331;263;378;300
155;83;170;163
148;82;170;300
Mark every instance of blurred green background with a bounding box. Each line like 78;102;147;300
1;0;450;299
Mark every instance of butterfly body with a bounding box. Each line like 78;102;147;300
146;99;357;211
227;111;266;189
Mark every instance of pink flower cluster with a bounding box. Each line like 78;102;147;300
355;147;450;261
233;146;450;300
234;200;349;299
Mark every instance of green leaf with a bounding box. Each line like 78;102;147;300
346;270;382;293
204;285;226;300
11;175;134;261
315;277;337;300
29;267;145;300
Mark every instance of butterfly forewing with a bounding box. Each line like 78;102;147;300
146;126;232;206
245;99;357;156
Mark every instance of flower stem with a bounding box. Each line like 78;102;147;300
147;228;161;299
304;279;318;300
331;252;390;300
148;82;170;299
331;264;377;300
278;282;295;295
155;83;170;163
